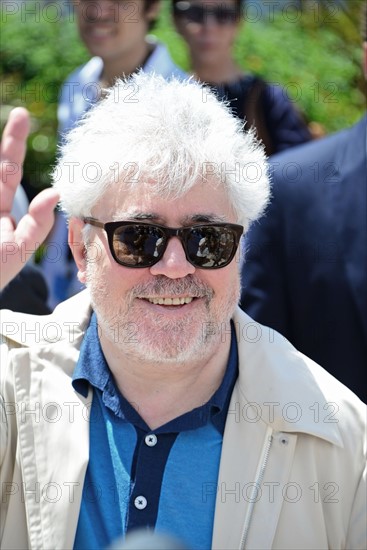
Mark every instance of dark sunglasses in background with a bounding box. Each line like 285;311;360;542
84;218;243;269
173;1;240;25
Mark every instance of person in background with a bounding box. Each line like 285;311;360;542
59;0;185;135
240;2;367;402
42;0;186;309
172;0;312;156
1;73;365;550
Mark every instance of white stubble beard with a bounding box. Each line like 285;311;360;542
86;259;240;366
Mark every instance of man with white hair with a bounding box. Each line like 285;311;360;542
0;74;366;550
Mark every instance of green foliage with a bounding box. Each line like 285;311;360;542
156;1;365;132
231;3;365;132
1;0;365;196
1;1;89;193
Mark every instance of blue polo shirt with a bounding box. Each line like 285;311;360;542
72;313;238;550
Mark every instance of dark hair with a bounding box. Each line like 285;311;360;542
171;0;243;12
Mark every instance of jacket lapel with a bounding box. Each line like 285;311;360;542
212;383;298;550
8;291;93;549
212;309;343;549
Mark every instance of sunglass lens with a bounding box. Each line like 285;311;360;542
218;8;238;24
113;225;165;266
186;5;205;24
177;4;238;25
187;226;236;268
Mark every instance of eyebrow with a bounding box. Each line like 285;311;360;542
183;213;228;224
112;212;229;225
114;212;156;221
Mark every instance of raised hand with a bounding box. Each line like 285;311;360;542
0;107;59;289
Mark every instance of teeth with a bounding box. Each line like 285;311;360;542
91;28;112;37
147;297;193;306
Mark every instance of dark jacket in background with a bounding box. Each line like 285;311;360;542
0;264;50;315
241;115;367;402
212;75;312;156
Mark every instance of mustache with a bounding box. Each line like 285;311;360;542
131;275;214;300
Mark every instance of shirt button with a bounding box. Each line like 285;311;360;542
145;434;158;447
134;495;147;510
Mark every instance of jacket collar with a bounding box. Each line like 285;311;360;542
143;40;187;80
1;292;343;447
1;289;92;349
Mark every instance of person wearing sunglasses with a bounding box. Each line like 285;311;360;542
1;74;365;550
172;0;312;156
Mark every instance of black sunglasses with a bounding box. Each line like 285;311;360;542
174;2;239;25
84;217;243;269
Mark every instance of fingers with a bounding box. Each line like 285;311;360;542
0;108;61;290
0;107;30;216
15;188;60;248
0;188;60;290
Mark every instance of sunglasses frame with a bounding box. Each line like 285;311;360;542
173;2;239;25
84;217;243;269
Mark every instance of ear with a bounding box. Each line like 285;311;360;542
68;217;87;285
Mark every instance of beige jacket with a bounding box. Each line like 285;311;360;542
0;291;366;550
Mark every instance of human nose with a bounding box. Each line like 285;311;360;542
202;13;219;28
149;237;196;279
85;0;114;20
100;0;116;16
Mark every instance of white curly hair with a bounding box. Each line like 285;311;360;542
53;72;270;231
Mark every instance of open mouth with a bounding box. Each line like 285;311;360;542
84;24;114;39
145;297;194;306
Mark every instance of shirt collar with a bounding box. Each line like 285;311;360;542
73;313;238;435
